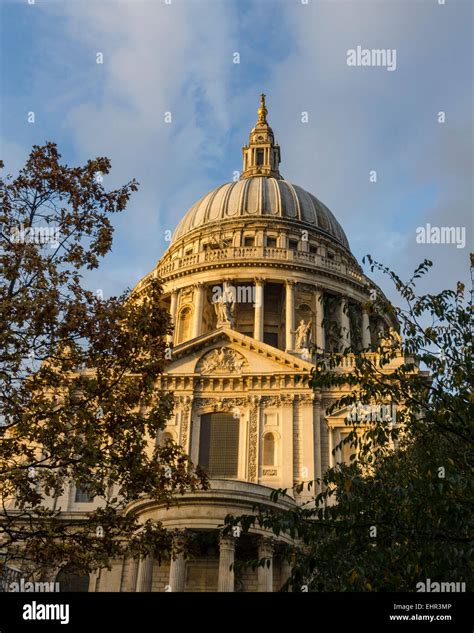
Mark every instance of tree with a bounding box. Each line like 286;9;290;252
225;257;473;591
0;143;206;579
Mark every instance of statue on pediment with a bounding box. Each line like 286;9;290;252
293;319;312;352
214;286;235;328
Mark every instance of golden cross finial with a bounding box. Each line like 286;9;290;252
257;93;268;123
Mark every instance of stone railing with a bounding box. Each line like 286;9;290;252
320;352;405;372
136;247;363;288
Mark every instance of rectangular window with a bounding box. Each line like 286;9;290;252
289;239;298;251
199;413;240;478
74;486;94;503
256;149;264;166
244;236;255;247
266;237;277;248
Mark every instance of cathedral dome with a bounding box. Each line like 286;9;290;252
171;93;350;251
172;177;350;250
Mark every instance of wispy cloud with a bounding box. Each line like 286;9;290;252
1;0;471;300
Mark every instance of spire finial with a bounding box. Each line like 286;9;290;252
241;94;281;180
257;93;268;124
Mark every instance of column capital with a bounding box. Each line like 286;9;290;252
171;529;188;549
219;534;235;551
258;537;275;557
285;279;296;287
254;276;265;284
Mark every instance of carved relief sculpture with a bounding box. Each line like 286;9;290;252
197;347;247;374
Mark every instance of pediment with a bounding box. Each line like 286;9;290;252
195;347;248;374
166;327;314;375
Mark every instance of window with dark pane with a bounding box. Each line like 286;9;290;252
198;413;240;478
74;486;94;503
289;239;298;251
256;149;264;165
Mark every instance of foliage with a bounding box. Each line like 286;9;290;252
0;143;206;576
225;257;473;591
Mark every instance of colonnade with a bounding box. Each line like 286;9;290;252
167;279;373;351
119;534;278;593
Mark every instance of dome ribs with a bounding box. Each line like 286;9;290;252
171;178;350;251
269;177;281;216
220;181;235;219
239;177;251;215
257;176;264;216
203;183;228;225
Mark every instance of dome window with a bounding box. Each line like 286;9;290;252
244;236;255;247
289;239;298;251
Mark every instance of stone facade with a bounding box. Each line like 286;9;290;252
45;96;403;593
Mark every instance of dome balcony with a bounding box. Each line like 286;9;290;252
143;245;363;287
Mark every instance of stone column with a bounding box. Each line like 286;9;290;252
257;539;274;592
313;396;322;494
285;281;295;351
314;289;325;352
168;553;186;592
218;535;235;592
280;559;292;591
299;397;315;503
167;289;178;345
253;278;265;341
338;297;351;349
120;557;139;592
93;569;103;592
191;283;205;339
136;556;154;592
328;425;334;469
334;427;342;464
281;395;294;490
361;308;371;349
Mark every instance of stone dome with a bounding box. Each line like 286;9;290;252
172;177;350;250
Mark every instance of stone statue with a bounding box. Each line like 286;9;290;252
214;286;235;328
378;326;402;350
293;319;312;352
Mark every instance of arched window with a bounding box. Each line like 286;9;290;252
160;432;174;446
55;565;90;592
177;306;192;343
263;432;276;466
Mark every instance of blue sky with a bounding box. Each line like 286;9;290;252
1;0;472;304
